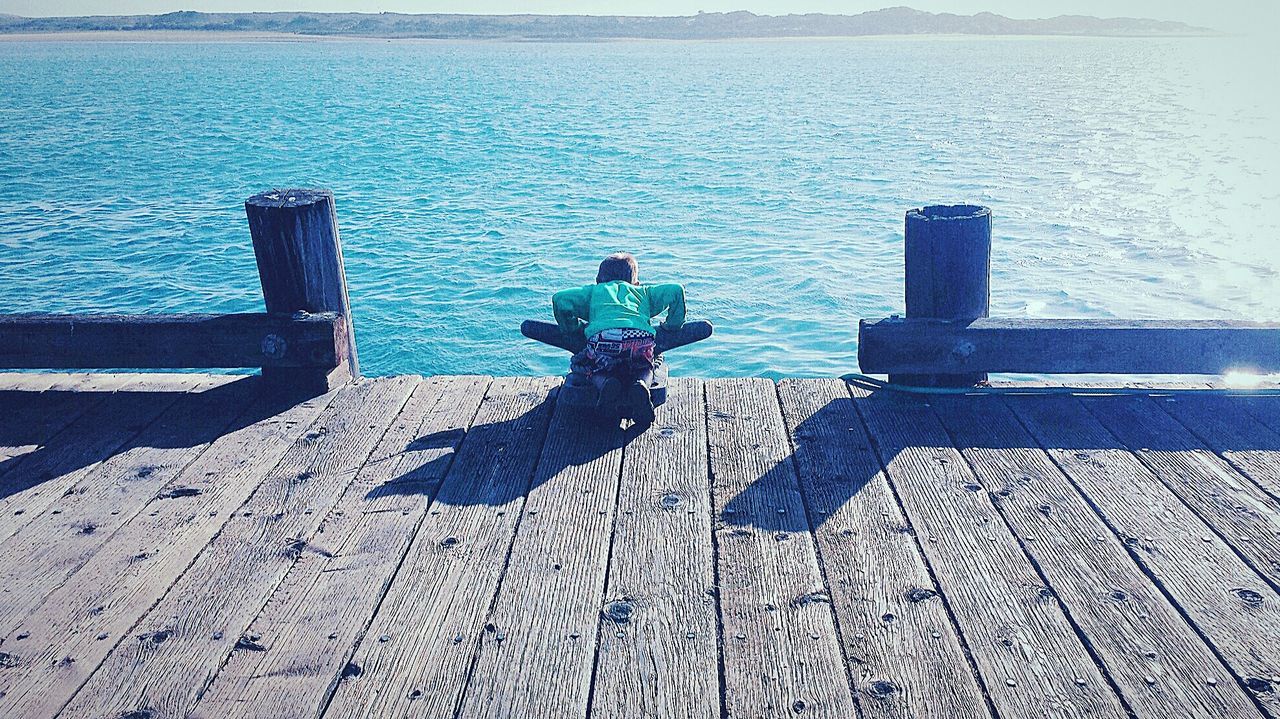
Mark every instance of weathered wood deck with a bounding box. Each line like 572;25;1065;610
2;372;1280;719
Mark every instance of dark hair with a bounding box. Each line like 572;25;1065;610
596;252;639;284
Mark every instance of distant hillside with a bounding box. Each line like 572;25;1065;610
0;7;1216;39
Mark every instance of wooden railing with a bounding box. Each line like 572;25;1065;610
859;317;1280;376
0;311;347;369
858;205;1280;385
11;193;1275;391
1;189;359;395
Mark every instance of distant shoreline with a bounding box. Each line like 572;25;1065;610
0;30;1224;44
0;8;1218;41
0;31;354;43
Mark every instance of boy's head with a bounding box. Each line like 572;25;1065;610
596;252;639;284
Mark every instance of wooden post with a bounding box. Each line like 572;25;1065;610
245;189;359;393
892;204;991;387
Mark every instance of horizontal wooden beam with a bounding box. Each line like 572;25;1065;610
0;312;347;369
859;318;1280;375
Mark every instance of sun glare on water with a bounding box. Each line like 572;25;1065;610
1223;371;1280;389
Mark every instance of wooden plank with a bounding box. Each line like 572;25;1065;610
776;379;990;718
46;372;149;391
858;318;1280;375
188;375;491;719
1239;396;1280;437
0;372;59;392
0;372;130;392
1082;395;1280;588
49;377;417;719
847;382;1127;718
0;376;257;630
0;377;338;656
322;377;558;719
0;382;108;468
2;372;214;393
454;384;628;719
1007;394;1280;713
1154;395;1280;502
704;378;858;718
0;374;194;540
0;373;154;470
933;394;1262;718
0;312;346;369
94;372;249;392
589;378;720;719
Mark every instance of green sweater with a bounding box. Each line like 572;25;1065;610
552;281;686;340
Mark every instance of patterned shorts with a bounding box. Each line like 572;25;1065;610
572;328;656;378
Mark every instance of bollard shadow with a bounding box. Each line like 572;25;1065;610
361;452;458;501
721;394;880;533
0;376;307;503
369;393;626;507
720;381;1280;534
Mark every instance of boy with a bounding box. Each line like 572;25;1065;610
552;252;685;425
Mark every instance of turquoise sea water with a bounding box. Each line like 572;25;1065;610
1;36;1277;378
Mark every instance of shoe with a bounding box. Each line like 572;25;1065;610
626;379;655;428
598;377;623;415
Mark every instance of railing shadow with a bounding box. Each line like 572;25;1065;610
720;381;1280;533
0;376;308;503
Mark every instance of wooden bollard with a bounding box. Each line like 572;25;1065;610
245;189;359;393
892;204;991;387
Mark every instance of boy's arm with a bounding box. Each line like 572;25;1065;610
648;283;686;331
551;287;591;336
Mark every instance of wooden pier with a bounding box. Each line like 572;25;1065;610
2;371;1280;718
5;193;1280;717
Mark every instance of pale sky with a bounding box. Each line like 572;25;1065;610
2;1;1276;34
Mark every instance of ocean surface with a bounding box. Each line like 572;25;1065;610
1;36;1277;378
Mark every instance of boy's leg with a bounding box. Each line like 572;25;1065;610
635;366;654;387
625;378;655;427
585;350;625;419
522;320;587;354
624;344;657;427
653;320;713;354
597;374;624;415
